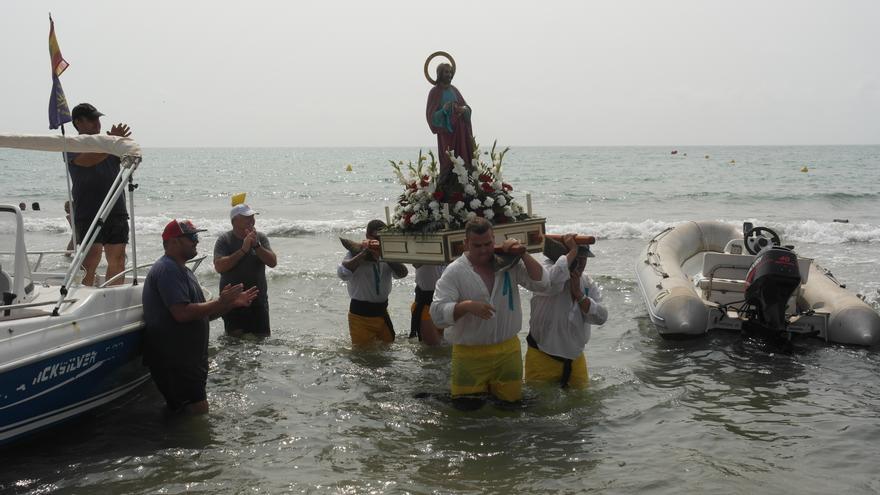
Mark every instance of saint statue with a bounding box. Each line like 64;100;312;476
425;52;476;190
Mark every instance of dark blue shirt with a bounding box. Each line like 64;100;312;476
142;255;208;367
67;153;128;223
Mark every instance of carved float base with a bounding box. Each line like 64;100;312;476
377;217;546;264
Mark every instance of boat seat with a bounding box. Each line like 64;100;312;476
702;252;813;285
0;264;12;303
697;277;746;293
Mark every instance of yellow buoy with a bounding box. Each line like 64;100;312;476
231;192;247;206
345;164;353;172
801;166;809;173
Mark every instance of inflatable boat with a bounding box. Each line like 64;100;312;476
634;221;880;345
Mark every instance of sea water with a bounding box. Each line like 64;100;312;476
1;145;879;493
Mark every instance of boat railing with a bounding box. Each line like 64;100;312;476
100;255;207;288
0;249;74;277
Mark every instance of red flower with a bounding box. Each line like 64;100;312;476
451;192;464;202
407;182;418;191
420;177;430;187
479;173;493;182
433;191;444;200
502;182;513;192
404;212;414;224
481;182;494;193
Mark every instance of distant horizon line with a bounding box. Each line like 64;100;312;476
140;143;880;149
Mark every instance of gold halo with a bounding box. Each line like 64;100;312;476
424;51;456;85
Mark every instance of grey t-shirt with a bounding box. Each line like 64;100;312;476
213;230;271;306
142;255;209;367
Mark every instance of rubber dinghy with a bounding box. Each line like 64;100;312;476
634;220;880;346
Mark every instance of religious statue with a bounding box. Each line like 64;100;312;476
425;51;476;190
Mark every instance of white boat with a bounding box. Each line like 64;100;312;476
0;133;205;444
635;220;880;345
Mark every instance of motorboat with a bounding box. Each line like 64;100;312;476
635;220;880;345
0;133;204;444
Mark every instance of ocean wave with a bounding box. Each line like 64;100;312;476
6;216;879;245
547;219;880;244
3;216;365;237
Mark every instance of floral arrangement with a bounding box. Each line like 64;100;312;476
388;142;528;233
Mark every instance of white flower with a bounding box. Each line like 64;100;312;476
432;210;442;221
404;204;413;213
453;201;465;211
471;158;481;169
464;184;476;196
483;197;495;207
413;203;422;212
496;196;507;207
429;201;439;211
493;181;503;191
504;206;514;217
469;198;482;210
484;209;495;220
452;155;465;167
465;211;477;221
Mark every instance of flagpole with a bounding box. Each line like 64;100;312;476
60;124;77;248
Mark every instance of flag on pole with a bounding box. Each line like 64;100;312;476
48;15;71;130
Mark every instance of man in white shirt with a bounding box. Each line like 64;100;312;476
338;220;408;346
431;217;549;404
526;234;608;389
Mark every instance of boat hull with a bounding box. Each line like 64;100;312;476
0;326;148;444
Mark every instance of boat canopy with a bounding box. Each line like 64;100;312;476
0;134;141;157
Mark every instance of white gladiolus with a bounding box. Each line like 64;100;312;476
483;197;494;207
469;198;482;210
484;209;495;220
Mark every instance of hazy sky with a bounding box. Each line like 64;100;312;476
2;1;878;147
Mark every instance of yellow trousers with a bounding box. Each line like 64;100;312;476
524;346;589;390
348;312;394;347
451;336;522;402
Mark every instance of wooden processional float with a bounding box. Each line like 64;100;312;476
339;51;597;265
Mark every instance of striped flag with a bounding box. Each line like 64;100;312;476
48;15;71;130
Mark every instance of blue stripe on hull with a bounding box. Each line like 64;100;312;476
0;330;150;444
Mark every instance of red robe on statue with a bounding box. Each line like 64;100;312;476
426;84;475;184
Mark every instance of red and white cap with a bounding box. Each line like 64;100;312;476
162;219;207;241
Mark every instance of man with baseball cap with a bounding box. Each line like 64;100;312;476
213;203;277;336
67;102;133;286
525;234;607;390
143;219;259;414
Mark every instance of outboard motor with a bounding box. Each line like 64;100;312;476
744;247;801;333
